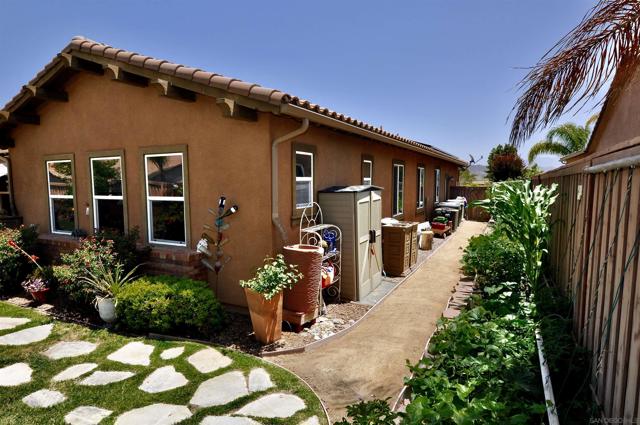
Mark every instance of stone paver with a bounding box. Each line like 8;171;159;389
201;417;261;425
0;324;53;345
52;363;98;382
187;347;232;373
190;371;249;408
107;342;154;366
139;366;188;394
22;389;66;408
248;368;274;393
79;371;135;386
0;362;32;386
236;393;306;418
114;403;192;425
0;317;30;330
160;346;185;360
300;416;320;425
43;341;98;360
64;406;113;425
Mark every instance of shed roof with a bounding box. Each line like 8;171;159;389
0;37;465;166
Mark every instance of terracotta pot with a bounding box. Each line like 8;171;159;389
244;288;282;344
29;288;50;304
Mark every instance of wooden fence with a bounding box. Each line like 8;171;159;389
537;159;640;419
450;186;491;222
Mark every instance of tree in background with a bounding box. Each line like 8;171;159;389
527;115;598;163
523;163;544;179
459;168;475;185
487;144;524;181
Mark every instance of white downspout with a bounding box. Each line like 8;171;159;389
272;118;310;243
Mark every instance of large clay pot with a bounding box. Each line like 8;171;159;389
29;288;50;304
283;244;323;313
244;288;283;344
97;297;117;323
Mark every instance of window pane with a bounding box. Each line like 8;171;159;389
296;153;312;178
0;194;10;216
362;160;372;184
150;200;185;243
52;198;74;232
96;199;124;233
48;161;73;196
147;154;183;197
0;161;8;192
93;158;123;196
296;180;312;208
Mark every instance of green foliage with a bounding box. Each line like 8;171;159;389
335;399;399;425
527;116;597;164
240;254;303;300
0;225;39;294
462;232;524;288
475;180;558;287
486;144;525;182
523;163;543;179
459;168;475;186
94;226;150;272
116;275;225;337
79;262;140;300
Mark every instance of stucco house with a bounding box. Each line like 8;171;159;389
0;37;465;307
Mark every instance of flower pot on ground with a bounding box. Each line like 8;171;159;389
240;254;303;344
22;278;51;304
96;297;117;323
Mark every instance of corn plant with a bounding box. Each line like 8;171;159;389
474;180;558;288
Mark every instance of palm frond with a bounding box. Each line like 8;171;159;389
528;141;572;163
510;0;640;146
545;123;591;152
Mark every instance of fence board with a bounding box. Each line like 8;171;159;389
449;186;490;222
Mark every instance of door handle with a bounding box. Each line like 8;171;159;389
369;230;376;243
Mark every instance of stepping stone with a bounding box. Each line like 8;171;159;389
79;371;135;386
0;324;53;345
107;342;154;366
139;366;188;393
53;363;98;382
0;317;30;330
64;406;113;425
187;347;232;373
22;389;66;408
160;346;185;360
442;308;461;319
236;393;306;418
248;368;274;393
190;371;249;408
43;341;98;360
0;362;32;386
300;416;320;425
114;403;192;425
201;417;261;425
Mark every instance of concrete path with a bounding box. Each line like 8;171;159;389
269;220;486;422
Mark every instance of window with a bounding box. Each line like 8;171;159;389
392;162;404;216
435;168;441;203
144;152;186;246
0;159;10;216
90;156;125;233
295;150;314;209
417;166;425;209
46;159;75;234
362;158;373;186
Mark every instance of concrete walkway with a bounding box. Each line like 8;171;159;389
269;220;486;422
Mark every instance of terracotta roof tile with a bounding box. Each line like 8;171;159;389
0;36;465;164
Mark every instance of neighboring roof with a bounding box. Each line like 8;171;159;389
0;37;466;166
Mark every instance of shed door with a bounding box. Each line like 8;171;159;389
357;192;372;299
369;190;382;291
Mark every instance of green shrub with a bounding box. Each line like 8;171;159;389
461;231;524;288
0;225;39;294
94;226;150;272
55;237;118;308
116;275;224;337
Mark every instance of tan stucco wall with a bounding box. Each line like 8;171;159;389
9;71;460;308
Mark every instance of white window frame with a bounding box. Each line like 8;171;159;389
46;159;74;235
393;163;404;216
363;159;373;186
435;168;441;203
295;150;314;210
90;156;124;232
417;166;425;208
144;152;186;247
0;159;10;214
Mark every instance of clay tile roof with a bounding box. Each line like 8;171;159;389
0;36;465;165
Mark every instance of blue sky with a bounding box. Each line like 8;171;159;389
0;0;601;168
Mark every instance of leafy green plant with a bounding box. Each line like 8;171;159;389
240;254;303;300
461;232;524;288
335;399;399;425
116;275;224;337
0;225;39;294
79;262;140;300
94;226;150;273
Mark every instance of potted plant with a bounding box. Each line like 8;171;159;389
7;239;52;303
240;254;303;344
79;261;140;323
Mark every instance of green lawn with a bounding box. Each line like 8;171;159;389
0;301;327;425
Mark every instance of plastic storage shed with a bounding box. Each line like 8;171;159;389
318;185;383;301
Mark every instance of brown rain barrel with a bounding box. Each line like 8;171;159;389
283;244;323;313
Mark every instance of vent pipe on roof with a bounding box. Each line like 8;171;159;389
272;118;309;244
